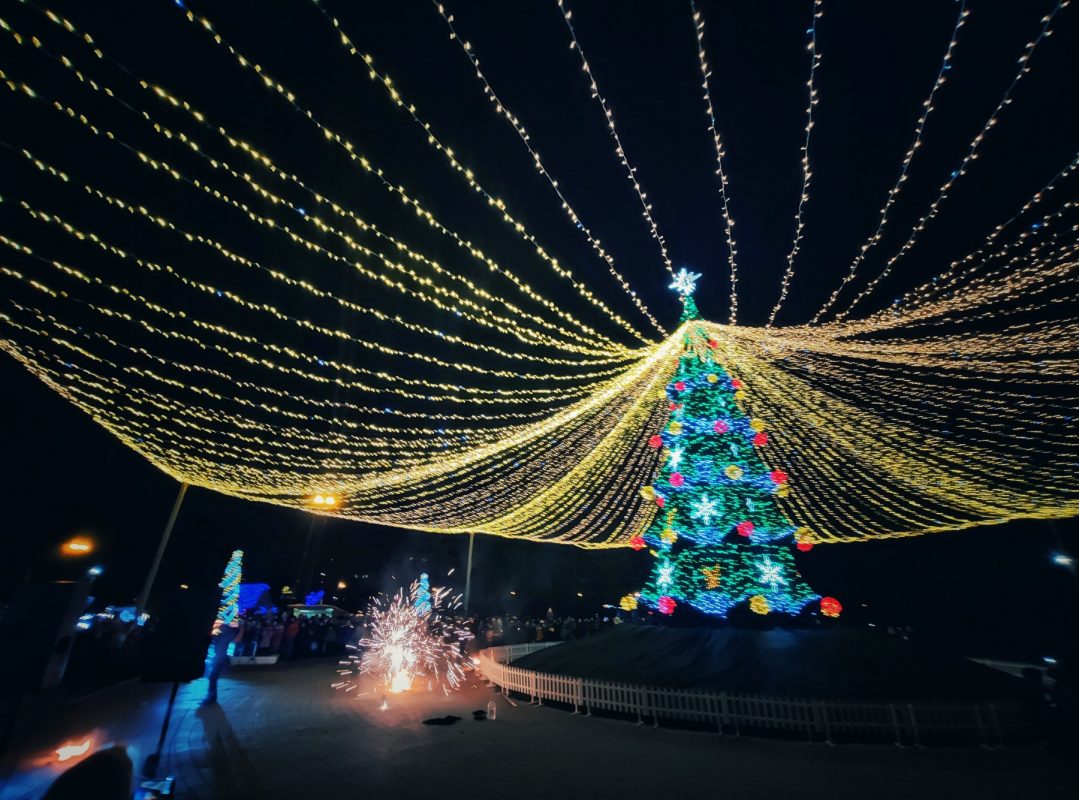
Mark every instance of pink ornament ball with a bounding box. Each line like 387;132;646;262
736;521;754;537
714;420;730;434
669;472;684;487
674;380;686;392
658;596;676;615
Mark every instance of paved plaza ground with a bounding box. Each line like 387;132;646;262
2;657;1076;799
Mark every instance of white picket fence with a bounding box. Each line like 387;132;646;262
477;643;1038;746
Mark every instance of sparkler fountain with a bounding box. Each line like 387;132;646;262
334;578;473;697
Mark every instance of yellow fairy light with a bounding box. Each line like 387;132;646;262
828;0;1067;323
767;0;823;327
690;1;742;324
400;0;666;337
173;3;656;346
558;0;674;280
811;2;970;325
0;0;1075;553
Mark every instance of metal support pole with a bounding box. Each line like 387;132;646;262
463;532;475;615
136;482;188;617
296;514;318;596
142;681;180;778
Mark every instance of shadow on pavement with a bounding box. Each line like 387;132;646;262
194;703;266;799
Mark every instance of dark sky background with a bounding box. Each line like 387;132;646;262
1;0;1077;661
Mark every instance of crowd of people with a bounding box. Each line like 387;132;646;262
229;609;359;659
476;609;622;647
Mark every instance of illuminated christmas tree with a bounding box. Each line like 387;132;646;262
635;271;829;619
206;549;243;664
217;549;243;626
413;572;432;615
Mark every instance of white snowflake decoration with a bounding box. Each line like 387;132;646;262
691;495;719;525
756;557;787;591
657;560;674;587
668;446;684;471
669;268;701;296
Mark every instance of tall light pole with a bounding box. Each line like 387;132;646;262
463;532;475;615
135;482;189;617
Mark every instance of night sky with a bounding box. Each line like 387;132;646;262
1;0;1077;660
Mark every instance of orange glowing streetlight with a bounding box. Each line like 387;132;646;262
309;493;338;508
61;536;95;557
54;738;92;762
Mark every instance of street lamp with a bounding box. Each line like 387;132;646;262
310;494;338;508
61;536;95;557
87;565;104;578
1051;551;1074;568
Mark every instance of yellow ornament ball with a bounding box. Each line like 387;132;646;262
620;594;639;612
795;527;815;545
640;485;655;501
701;565;721;589
776;484;791;498
749;595;771;615
706;373;718;383
733;390;746;402
725;464;744;480
669;421;683;435
661;528;678;545
750;418;767;432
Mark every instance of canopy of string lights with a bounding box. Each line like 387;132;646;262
0;0;1075;548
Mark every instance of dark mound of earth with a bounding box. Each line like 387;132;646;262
511;625;1026;701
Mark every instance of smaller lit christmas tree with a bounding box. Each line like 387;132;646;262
413;572;432;615
207;549;243;664
217;549;243;626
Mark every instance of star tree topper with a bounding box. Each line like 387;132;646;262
669;268;702;297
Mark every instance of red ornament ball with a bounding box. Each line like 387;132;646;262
668;402;677;411
752;432;768;446
820;596;842;618
674;380;686;392
707;338;719;348
731;379;744;389
736;521;754;537
669;472;685;487
770;470;788;485
657;596;677;615
648;435;663;449
796;541;814;552
655;496;666;508
714;420;730;434
630;536;646;551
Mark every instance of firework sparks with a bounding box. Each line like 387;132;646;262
333;578;473;696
